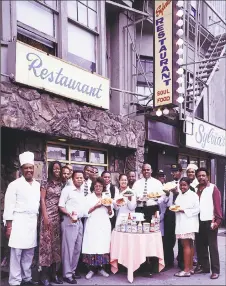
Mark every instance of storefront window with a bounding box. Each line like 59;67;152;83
47;145;67;160
200;159;207;168
47;143;107;172
190;157;199;166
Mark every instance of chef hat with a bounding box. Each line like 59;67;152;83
186;163;198;171
19;151;34;166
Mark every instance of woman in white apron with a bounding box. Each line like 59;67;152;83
82;177;114;280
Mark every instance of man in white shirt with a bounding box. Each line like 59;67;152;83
3;151;40;286
132;163;163;276
59;170;88;284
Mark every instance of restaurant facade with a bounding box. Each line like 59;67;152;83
1;40;145;198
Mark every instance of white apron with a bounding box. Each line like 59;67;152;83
9;212;38;249
82;193;112;254
3;176;40;249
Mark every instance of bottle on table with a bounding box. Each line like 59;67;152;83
137;221;143;233
150;215;155;232
127;213;132;232
154;211;160;232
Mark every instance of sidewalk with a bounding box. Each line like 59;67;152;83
1;229;225;285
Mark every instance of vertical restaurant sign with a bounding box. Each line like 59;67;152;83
9;41;110;109
154;0;173;107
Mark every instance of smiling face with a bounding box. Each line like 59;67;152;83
21;164;34;182
84;166;92;180
94;182;104;197
179;180;190;193
186;168;196;181
119;175;128;189
52;163;61;180
142;164;152;179
197;170;209;186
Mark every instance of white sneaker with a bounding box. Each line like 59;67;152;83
86;270;95;280
98;269;109;277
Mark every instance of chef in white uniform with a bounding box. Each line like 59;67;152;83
3;151;40;286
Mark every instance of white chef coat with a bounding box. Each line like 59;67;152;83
58;185;89;218
114;188;137;226
132;177;164;207
3;176;40;249
190;178;199;190
174;189;200;235
82;193;114;254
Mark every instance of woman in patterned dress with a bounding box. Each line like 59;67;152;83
39;161;63;286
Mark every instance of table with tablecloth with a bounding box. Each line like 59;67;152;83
110;230;165;283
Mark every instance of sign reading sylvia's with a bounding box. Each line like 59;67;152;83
186;119;226;156
9;41;110;109
154;0;173;107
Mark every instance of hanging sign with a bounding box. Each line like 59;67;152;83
153;0;176;107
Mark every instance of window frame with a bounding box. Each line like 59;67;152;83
46;141;108;169
9;0;106;76
66;1;99;73
15;0;59;56
136;56;154;87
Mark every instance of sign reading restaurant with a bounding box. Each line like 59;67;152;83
8;41;110;109
186;119;226;157
153;0;174;107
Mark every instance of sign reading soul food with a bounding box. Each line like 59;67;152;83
186;119;226;156
154;0;173;107
13;41;110;109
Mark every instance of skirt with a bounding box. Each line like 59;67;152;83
176;232;195;240
83;253;110;266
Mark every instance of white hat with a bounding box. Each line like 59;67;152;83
186;163;198;171
19;151;34;166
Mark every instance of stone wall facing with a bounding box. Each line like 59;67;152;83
1;81;145;196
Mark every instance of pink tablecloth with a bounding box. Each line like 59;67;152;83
110;230;165;283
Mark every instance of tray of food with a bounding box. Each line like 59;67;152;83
122;189;134;197
148;192;162;199
163;182;177;192
169;205;181;212
101;197;113;206
115;197;126;206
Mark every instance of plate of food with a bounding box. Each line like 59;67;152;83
163;182;177;192
169;205;181;212
148;192;162;199
122;189;134;197
101;197;113;206
115;197;126;206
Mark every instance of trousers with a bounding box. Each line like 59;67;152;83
195;220;220;274
9;247;34;286
61;216;83;279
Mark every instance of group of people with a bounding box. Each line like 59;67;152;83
3;151;223;286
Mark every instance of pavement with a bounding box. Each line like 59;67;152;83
1;228;226;285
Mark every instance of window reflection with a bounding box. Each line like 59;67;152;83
47;146;66;160
71;149;87;162
90;151;105;164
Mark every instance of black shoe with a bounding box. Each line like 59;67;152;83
40;279;53;286
21;280;38;285
142;272;153;278
51;276;63;284
72;273;81;279
63;277;77;284
194;266;210;274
